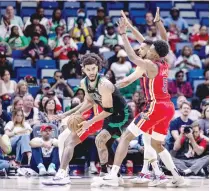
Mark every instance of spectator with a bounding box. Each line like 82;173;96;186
107;44;122;69
22;94;40;126
104;69;116;84
24;14;47;38
34;83;61;109
199;41;209;69
91;7;105;33
50;71;74;99
168;70;193;98
173;123;209;176
54;34;78;60
4;109;32;165
0;98;11;124
48;25;64;50
167;101;193;151
7;96;23;115
191;25;209;51
198;105;209;142
2;6;24;30
139;12;155;35
0;69;17;97
196;69;209;103
79;35;100;55
174;96;201;121
39;95;49;112
167;23;181;52
68;8;92;31
145;25;161;41
16;80;28;98
74;88;85;103
132;91;145;115
96;23;124;51
25;6;49;32
0;52;12;74
38;98;62;128
48;8;66;35
61;51;82;79
95;16;111;40
0;15;11;39
30;125;59;175
27;25;48;45
175;46;202;71
164;7;189;39
5;25;29;50
23;33;52;62
110;49;132;81
127;101;137;117
0;38;12;56
165;49;177;69
70;17;93;43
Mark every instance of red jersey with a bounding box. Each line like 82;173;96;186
140;60;171;102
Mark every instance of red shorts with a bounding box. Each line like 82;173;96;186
132;101;175;140
78;120;103;142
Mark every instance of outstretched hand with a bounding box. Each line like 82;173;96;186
154;7;161;23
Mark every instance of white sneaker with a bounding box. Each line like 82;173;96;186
38;164;47;176
90;165;98;174
42;169;71;185
47;163;56;175
91;173;119;187
92;172;108;182
131;172;152;184
166;176;187;188
148;173;169;187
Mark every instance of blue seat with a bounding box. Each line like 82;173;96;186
156;2;172;9
175;42;193;54
201;18;209;27
193;79;205;93
21;8;36;17
112;16;121;24
17;68;37;80
194;3;209;10
36;60;56;78
77;43;83;51
67;79;81;88
33;124;59;138
171;97;178;109
13;59;31;69
64;1;80;9
44;9;54;17
134;17;146;25
85;2;102;9
187;69;205;85
0;1;16;7
12;50;23;59
64;9;78;18
128;2;145;11
102;51;115;60
107;2;124;11
41;1;58;8
28;86;40;98
130;10;147;18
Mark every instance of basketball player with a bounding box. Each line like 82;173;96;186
92;17;185;187
43;53;133;185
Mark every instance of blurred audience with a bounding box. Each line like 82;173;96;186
0;38;12;56
16;80;28;98
107;44;122;69
95;16;111;40
48;25;64;50
104;69;116;84
139;11;155;35
91;7;105;33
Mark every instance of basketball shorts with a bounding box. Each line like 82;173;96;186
102;105;133;139
128;101;175;141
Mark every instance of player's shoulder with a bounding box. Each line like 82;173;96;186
99;77;114;91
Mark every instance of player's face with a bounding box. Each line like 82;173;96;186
83;64;98;82
138;43;150;58
146;45;158;60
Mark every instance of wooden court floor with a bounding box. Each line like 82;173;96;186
0;176;209;191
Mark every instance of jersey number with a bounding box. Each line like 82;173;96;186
162;77;167;93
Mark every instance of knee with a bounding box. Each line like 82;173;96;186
121;131;135;143
151;139;162;152
64;138;77;148
95;135;105;149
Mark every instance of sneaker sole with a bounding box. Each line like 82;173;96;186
42;181;71;186
148;179;169;187
131;179;151;184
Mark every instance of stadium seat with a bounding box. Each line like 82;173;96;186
107;2;124;10
187;69;205;84
128;2;145;11
59;60;68;70
201;18;209;27
41;69;58;79
28;86;40;98
174;3;193;9
175;42;193;54
85;2;102;9
199;11;209;18
64;9;78;18
112;16;120;24
194;3;209;11
67;79;81;88
160;11;170;18
171;97;178;109
41;1;58;9
36;60;56;78
33;124;59;138
86;9;97;18
77;43;83;51
109;10;121;17
102;51;115;60
12;50;23;59
64;1;80;9
130;10;147;18
193;79;205;93
23;17;30;25
185;18;200;26
13;59;31;69
17;68;37;80
156;2;172;9
21;2;37;8
21;8;36;17
44;9;54;18
134;17;146;25
180;11;196;18
0;1;16;7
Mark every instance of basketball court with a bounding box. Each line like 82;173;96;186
0;176;209;191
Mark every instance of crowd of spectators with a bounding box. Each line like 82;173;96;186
0;2;208;177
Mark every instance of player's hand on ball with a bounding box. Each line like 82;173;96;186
154;7;160;23
78;120;91;131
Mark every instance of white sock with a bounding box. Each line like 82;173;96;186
183;169;192;174
110;165;120;176
151;160;162;176
141;159;149;174
90;162;95;167
159;149;180;179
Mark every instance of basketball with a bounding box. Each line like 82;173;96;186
67;114;85;132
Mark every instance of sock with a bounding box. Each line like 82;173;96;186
141;159;149;174
159;149;180;179
151;160;162;176
183;169;192;175
101;163;108;173
110;165;120;176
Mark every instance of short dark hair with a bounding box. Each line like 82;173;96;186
143;39;153;46
81;53;103;70
30;13;40;23
54;71;62;76
32;32;40;38
175;70;184;78
67;51;78;59
153;40;169;57
180;101;191;109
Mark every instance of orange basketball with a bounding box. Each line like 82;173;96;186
67;114;85;132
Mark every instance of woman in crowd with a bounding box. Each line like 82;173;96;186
48;8;66;35
39;95;49;112
39;98;62;128
5;25;29;50
4;109;32;165
7;96;23;117
104;69;116;84
16;80;28;98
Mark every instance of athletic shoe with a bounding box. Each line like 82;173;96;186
38;163;47;176
92;173;120;187
131;172;152;184
47;163;56;175
92;172;108;182
148;173;169;187
90;164;98;174
42;169;71;185
166;176;187;188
